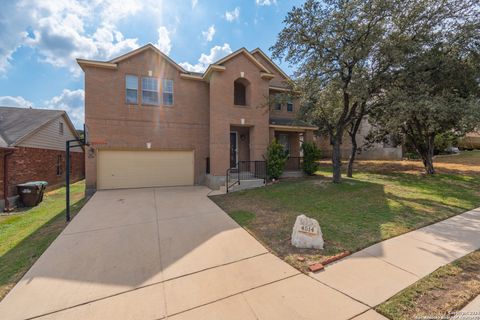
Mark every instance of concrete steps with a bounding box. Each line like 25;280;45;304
227;179;265;193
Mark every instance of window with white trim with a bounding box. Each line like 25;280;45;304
59;122;64;135
125;75;138;104
163;79;174;106
142;77;160;105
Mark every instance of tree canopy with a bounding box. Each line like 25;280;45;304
272;0;479;181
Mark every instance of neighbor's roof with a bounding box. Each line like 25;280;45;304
0;106;76;148
269;117;318;129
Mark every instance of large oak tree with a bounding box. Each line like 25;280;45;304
271;0;478;182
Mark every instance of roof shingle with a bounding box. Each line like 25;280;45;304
0;106;65;147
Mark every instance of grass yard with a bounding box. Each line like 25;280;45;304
0;181;86;301
211;151;480;271
376;250;480;319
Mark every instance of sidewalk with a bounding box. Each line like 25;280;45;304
462;295;480;312
310;207;480;308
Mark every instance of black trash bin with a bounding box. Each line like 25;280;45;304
17;181;49;207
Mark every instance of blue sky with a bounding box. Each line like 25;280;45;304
0;0;304;128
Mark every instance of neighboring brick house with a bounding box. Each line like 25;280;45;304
0;107;85;211
78;44;318;194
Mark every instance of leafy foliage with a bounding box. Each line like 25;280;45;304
434;132;459;154
302;142;321;175
272;0;479;181
265;139;288;180
370;46;480;173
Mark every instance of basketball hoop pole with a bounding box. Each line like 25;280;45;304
65;124;89;222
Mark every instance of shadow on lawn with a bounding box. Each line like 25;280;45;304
0;199;85;301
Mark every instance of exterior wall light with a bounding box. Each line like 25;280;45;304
146;142;152;149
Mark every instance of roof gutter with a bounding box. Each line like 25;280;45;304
269;124;319;131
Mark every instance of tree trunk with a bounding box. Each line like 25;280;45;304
415;134;436;174
346;102;365;178
347;134;357;178
422;135;436;174
422;155;435;174
331;137;342;183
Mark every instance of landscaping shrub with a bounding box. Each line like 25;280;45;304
302;142;321;175
434;132;459;154
265;139;288;180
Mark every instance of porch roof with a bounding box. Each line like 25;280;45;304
269;118;318;131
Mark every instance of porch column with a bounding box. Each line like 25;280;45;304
249;125;269;161
269;127;275;143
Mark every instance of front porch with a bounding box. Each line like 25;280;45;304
269;118;318;176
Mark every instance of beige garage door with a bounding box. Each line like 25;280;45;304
97;150;194;190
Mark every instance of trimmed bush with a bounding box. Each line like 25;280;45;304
266;139;288;180
302;142;321;175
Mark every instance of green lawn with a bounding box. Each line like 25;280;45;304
377;250;480;319
0;181;86;300
211;152;480;271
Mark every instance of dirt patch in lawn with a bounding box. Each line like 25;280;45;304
320;151;480;176
377;250;480;320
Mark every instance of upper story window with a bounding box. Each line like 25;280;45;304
163;79;174;106
59;122;64;135
142;77;160;105
234;78;250;106
287;100;294;112
126;75;138;104
234;81;246;105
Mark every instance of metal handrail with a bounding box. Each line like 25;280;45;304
226;160;267;193
226;167;240;193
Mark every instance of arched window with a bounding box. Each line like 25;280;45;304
234;78;249;106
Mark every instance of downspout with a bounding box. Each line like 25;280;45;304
3;149;15;212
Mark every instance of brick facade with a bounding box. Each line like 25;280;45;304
80;45;317;192
0;147;85;198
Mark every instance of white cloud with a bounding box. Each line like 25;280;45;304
224;7;240;22
202;25;215;42
192;0;198;9
256;0;277;5
0;95;33;108
0;89;85;128
180;43;232;73
44;89;85;128
156;26;172;54
0;0;144;76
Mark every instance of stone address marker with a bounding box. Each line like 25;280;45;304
291;214;324;250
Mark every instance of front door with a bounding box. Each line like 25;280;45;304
230;132;237;168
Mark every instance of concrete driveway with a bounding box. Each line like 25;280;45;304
0;186;368;320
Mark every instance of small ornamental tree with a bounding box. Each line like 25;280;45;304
265;139;288;180
302;142;321;175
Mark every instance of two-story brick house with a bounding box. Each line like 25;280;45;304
78;44;317;194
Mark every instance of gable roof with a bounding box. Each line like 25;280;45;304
214;47;272;74
77;44;188;73
0;107;79;148
77;44;285;82
110;44;188;73
251;48;291;81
